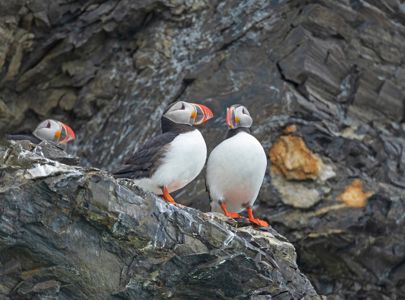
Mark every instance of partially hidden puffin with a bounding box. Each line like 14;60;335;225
6;119;76;146
206;104;269;227
113;101;213;205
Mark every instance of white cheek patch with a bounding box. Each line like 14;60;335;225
33;128;57;142
164;110;192;125
240;115;253;127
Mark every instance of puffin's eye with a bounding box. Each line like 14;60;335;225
181;102;185;110
46;122;51;128
242;108;250;116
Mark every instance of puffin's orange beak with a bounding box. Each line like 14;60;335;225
192;103;214;125
226;106;237;129
59;123;76;144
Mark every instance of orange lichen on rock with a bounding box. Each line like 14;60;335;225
338;179;373;208
270;135;321;180
283;124;297;134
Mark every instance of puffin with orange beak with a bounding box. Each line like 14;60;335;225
113;101;213;205
6;119;76;146
206;104;269;227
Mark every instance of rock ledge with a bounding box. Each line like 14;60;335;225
0;142;318;300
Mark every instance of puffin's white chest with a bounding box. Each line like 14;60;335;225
206;132;267;212
136;130;207;194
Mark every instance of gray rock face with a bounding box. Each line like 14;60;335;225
0;143;317;299
1;0;405;298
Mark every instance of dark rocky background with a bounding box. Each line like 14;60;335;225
1;0;405;298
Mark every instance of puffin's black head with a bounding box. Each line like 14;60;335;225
163;101;214;126
226;104;253;129
33;119;76;145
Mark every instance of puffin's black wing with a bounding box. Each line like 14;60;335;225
6;134;41;144
113;132;179;179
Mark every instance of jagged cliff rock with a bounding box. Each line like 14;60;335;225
1;0;405;298
0;142;318;299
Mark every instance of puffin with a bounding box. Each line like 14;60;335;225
6;119;76;146
113;101;214;205
206;104;269;227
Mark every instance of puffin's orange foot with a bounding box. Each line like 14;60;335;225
247;207;269;227
248;218;269;227
162;186;177;205
219;202;242;219
225;211;243;219
161;197;177;205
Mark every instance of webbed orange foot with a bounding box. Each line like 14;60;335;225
247;207;269;227
225;211;243;218
220;202;243;219
162;186;177;205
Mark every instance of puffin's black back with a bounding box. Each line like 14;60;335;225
5;134;41;144
113;117;195;180
225;127;251;139
113;132;178;179
160;116;194;134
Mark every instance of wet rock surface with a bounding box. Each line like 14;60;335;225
0;143;317;299
1;0;405;298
